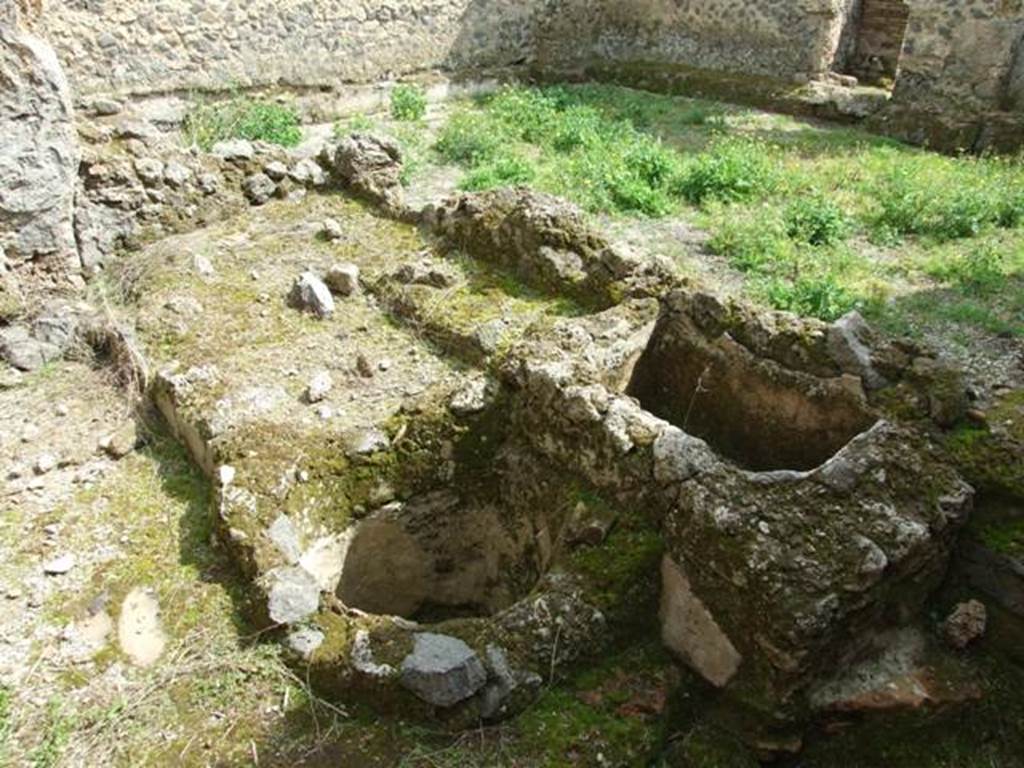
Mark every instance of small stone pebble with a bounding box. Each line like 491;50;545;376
43;554;76;575
306;370;333;403
34;454;57;475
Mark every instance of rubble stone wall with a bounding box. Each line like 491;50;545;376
30;0;552;99
848;0;910;82
896;0;1024;112
545;0;858;79
26;1;1024;120
35;0;862;100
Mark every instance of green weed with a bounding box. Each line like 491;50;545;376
435;109;507;166
0;687;11;766
706;204;795;273
867;153;1024;242
436;86;685;216
390;83;428;122
460;151;536;191
183;96;302;150
762;273;858;321
29;699;74;768
926;243;1008;296
785;194;850;246
675;138;779;205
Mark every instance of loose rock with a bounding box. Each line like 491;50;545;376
325;263;360;296
243;173;276;205
306;370;333;403
400;633;487;707
43;554;75;575
942;600;987;650
288;272;335;318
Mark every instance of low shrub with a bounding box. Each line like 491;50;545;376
436;110;511;167
390;83;428;122
868;154;1024;242
762;273;858;321
183;97;302;150
461;152;537;191
927;243;1007;296
785;194;850;246
708;207;794;274
675;139;779;205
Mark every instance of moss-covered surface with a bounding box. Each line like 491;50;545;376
795;644;1024;767
945;391;1024;502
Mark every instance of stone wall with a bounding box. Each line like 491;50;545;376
31;0;554;99
0;0;79;272
848;0;910;83
546;0;856;80
36;0;864;101
895;0;1024;112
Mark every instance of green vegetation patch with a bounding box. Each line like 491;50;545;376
183;95;302;150
436;86;691;216
429;84;1024;324
390;83;428;122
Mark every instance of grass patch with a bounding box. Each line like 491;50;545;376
436;86;688;216
866;154;1024;243
183;95;302;150
390;83;428;122
674;137;779;205
0;687;11;766
28;699;74;768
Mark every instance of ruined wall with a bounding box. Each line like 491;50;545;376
31;0;555;99
37;0;863;101
848;0;910;82
895;0;1024;112
0;0;79;271
551;0;857;79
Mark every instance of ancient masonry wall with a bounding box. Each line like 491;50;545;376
896;0;1024;113
33;0;859;100
29;0;553;99
848;0;911;82
547;0;856;79
28;1;1024;119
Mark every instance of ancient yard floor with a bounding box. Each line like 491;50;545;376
2;85;1023;767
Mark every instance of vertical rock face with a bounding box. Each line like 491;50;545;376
0;20;79;271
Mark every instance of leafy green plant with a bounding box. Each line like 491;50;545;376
183;96;302;150
763;273;858;321
390;83;428;122
867;154;1024;243
435;110;507;166
436;86;686;216
340;112;375;134
785;194;850;246
675;138;779;205
461;152;537;191
707;205;794;273
927;243;1006;296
